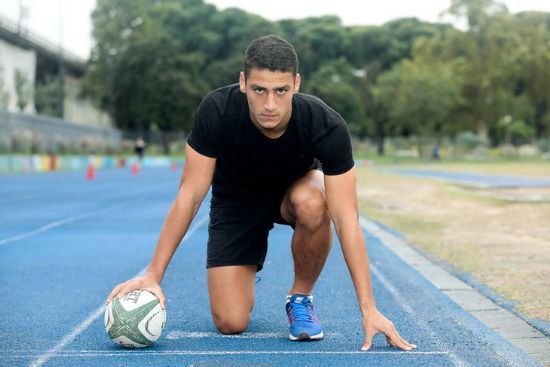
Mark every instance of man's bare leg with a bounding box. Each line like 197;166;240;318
208;264;257;334
280;169;333;295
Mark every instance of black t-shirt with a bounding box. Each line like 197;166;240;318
187;84;354;200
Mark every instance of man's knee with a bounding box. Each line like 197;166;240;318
289;188;329;230
212;311;250;335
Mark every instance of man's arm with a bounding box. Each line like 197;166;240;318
324;167;416;351
106;144;215;307
146;144;215;282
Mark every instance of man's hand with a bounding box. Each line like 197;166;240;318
361;308;416;351
105;273;166;309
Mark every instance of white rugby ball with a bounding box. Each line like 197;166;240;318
104;289;166;348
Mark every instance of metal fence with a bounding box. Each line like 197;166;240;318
0;110;121;154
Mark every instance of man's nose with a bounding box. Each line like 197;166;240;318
264;92;276;111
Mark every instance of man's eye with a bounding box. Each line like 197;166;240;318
254;88;264;94
276;89;287;95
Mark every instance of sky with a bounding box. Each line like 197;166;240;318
1;0;549;59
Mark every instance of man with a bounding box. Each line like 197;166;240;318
106;35;416;351
134;137;146;161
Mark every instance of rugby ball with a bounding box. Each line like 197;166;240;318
104;289;166;348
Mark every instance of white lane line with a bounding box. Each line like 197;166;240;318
369;260;471;367
166;331;342;339
362;216;549;367
27;307;105;367
0;203;126;246
17;350;452;358
167;331;288;339
361;214;471;367
27;214;209;367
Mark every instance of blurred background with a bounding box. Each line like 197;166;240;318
0;0;549;160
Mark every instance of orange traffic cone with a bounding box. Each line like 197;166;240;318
87;162;95;180
131;162;140;175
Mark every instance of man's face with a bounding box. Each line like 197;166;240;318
239;68;301;138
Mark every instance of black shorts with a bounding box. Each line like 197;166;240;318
206;190;291;272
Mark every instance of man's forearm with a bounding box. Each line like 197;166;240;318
146;193;203;283
335;219;377;314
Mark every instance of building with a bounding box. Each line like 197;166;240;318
0;13;111;128
0;14;120;154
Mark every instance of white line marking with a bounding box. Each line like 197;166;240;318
17;350;452;358
166;331;342;339
27;214;209;367
362;217;471;367
363;216;550;367
370;265;470;367
0;203;126;246
167;331;288;339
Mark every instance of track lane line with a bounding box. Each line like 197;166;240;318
0;183;177;247
0;203;127;246
362;215;543;367
27;214;209;367
16;350;453;358
360;216;471;367
370;264;471;367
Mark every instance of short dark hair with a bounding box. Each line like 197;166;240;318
243;35;298;78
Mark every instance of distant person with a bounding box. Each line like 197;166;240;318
107;35;416;351
134;137;146;161
431;144;440;160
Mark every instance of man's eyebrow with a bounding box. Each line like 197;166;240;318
250;84;291;90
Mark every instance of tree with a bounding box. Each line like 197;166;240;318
84;0;279;136
442;0;529;143
113;27;209;133
374;38;464;153
514;12;550;136
304;58;368;137
14;70;32;112
343;18;451;153
35;76;60;116
0;66;9;109
84;0;213;136
81;0;550;149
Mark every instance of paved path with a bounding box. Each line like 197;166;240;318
386;169;550;188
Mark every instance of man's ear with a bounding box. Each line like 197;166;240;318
239;71;246;93
294;73;301;93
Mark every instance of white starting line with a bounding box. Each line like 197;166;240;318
13;350;452;358
166;331;341;339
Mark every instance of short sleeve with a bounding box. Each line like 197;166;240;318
314;116;355;175
187;93;222;158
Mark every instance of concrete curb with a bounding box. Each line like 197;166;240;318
360;216;550;366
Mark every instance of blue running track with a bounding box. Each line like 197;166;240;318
0;168;542;366
386;169;550;188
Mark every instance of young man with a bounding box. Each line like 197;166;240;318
106;35;415;351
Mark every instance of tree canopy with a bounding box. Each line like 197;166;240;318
83;0;550;150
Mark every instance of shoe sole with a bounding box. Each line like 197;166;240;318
289;331;324;341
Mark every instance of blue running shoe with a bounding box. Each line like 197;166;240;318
285;294;324;341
